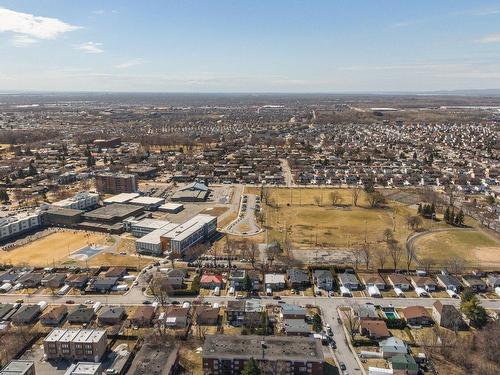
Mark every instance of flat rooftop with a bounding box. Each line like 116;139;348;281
161;214;216;242
129;196;165;205
203;334;324;362
83;204;143;221
103;193;140;204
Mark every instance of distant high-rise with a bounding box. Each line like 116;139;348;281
95;173;138;194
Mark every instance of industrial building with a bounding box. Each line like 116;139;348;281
93;137;121;148
202;335;324;375
43;328;107;362
0;210;42;242
64;362;102;375
125;218;175;237
95;173;138;194
51;192;99;211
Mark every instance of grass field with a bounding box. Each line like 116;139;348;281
0;231;107;267
248;187;433;250
413;229;500;267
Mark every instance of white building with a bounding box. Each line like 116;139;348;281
126;218;173;237
135;223;179;256
103;193;140;205
0;211;42;241
51;192;99;211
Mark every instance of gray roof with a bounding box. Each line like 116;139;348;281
313;269;333;280
339;273;359;285
0;360;34;375
287;268;309;283
203;335;324;362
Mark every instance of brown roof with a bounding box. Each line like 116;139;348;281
105;267;127;278
360;320;390;337
402;306;431;320
131;306;155;321
166;307;189;318
195;307;220;321
363;274;386;285
41;305;67;320
388;274;410;284
411;276;435;287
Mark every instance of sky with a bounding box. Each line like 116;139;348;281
0;0;500;93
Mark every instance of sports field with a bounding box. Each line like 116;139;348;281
413;229;500;267
0;231;107;267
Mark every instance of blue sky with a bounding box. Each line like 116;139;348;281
0;0;500;92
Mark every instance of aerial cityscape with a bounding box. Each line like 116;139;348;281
0;1;499;375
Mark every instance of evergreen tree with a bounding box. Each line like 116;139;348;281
312;313;323;333
449;210;455;225
444;207;450;223
244;274;253;292
242;358;261;375
417;203;422;215
455;209;465;227
0;190;9;203
460;293;488;328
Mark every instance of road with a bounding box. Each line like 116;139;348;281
225;194;262;236
279;158;294;186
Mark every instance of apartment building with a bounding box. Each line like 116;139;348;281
0;211;41;241
203;335;324;375
43;328;107;362
95;172;138;194
51;192;99;211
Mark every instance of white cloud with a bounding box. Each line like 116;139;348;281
11;35;38;47
476;34;500;44
92;10;105;16
76;42;104;54
114;58;146;69
0;7;80;40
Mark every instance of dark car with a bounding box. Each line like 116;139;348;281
339;362;346;371
66;300;75;304
142;300;151;305
329;340;337;349
272;296;281;300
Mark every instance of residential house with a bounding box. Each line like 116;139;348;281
436;274;462;292
410;276;437;292
432;301;467;330
312;270;334;291
164;307;190;329
462;276;487;293
379;337;408;358
41;274;66;289
200;274;223;290
359;320;390;339
17;272;43;289
279;304;307;320
355;304;379;320
226;299;263;328
286;269;310;289
90;277;118;293
389;354;419;375
98;307;126;325
387;274;411;291
281;318;310;337
129;306;155;327
195;307;220;326
362;274;387;291
66;274;89;289
11;305;40;325
104;267;127;279
338;273;361;290
487;274;500;288
401;306;433;327
264;273;286;291
40;305;68;326
163;269;186;289
67;306;95;325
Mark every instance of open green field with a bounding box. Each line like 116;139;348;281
413;229;500;267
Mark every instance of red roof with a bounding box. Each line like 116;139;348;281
200;274;223;284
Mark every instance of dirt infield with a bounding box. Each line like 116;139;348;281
0;231;107;267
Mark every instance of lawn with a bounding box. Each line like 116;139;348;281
413;229;500;267
259;187;418;250
0;231;107;267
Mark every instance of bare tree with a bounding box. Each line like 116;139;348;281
405;247;416;272
406;215;423;230
360;243;372;270
351;187;361;207
444;183;458;207
367;191;385;208
375;248;388;270
185;243;208;267
224;238;237;269
352;248;364;270
447;257;468;275
341;305;360;343
418;257;435;274
329;191;342;206
387;241;403;270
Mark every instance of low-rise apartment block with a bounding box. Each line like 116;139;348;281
43;328;107;362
